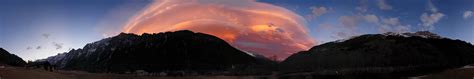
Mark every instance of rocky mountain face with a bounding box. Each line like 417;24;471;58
0;48;26;66
45;30;274;73
280;31;474;77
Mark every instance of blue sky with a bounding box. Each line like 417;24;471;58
1;0;473;60
0;0;151;60
260;0;474;43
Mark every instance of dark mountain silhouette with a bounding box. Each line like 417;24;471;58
280;31;474;78
44;30;274;74
0;48;26;66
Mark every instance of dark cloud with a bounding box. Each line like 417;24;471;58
52;42;63;50
36;46;42;49
42;33;50;38
26;47;32;50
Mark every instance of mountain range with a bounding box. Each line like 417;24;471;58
42;30;274;74
1;30;470;78
280;31;474;77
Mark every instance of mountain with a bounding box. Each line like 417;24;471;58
0;48;26;66
45;30;273;74
280;31;474;77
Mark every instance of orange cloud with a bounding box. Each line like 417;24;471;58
122;0;316;60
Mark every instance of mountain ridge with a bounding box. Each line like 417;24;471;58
280;31;474;77
0;48;27;66
42;30;275;74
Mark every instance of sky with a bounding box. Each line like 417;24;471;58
1;0;473;61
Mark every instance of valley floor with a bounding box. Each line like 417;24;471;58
416;67;474;79
0;67;263;79
1;66;474;79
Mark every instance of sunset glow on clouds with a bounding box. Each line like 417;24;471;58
122;0;316;59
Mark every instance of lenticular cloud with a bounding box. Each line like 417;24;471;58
122;0;315;60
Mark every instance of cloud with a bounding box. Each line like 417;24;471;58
355;0;369;13
26;47;32;50
420;12;444;31
122;0;315;60
380;17;411;33
464;11;473;19
427;0;438;12
364;14;379;23
306;6;330;20
394;25;411;32
329;15;408;40
382;17;400;26
42;33;50;38
52;42;63;50
95;1;150;38
339;16;359;29
36;46;42;50
377;0;393;10
310;6;328;17
330;15;366;39
362;14;411;33
420;0;444;31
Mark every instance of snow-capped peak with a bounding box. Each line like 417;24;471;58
383;31;442;39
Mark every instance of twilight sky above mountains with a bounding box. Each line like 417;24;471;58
1;0;473;61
